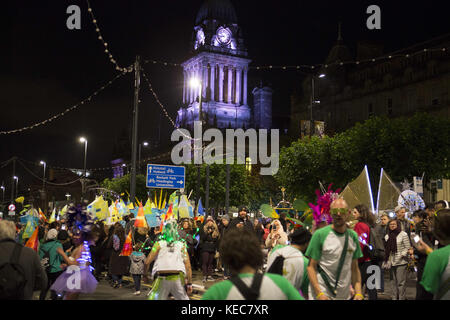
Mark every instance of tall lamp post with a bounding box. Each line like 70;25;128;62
79;137;88;177
1;185;5;203
40;161;47;211
39;161;46;189
13;176;18;200
190;78;205;212
139;141;149;174
310;73;326;137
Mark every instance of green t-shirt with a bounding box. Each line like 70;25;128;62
420;245;450;300
305;225;362;300
39;240;64;273
202;273;304;300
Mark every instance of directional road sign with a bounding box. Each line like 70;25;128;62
146;164;185;189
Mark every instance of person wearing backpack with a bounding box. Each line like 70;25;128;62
352;204;378;300
306;198;364;300
38;228;76;300
0;220;48;300
266;227;311;298
202;228;303;300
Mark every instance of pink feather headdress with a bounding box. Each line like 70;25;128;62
308;184;341;225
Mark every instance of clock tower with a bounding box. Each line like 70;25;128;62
176;0;253;130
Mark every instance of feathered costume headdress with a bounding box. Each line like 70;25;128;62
308;184;341;225
64;200;96;236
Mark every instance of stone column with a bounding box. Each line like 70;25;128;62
219;64;224;102
183;70;187;104
227;66;233;103
195;66;201;103
210;64;216;101
236;67;242;105
189;68;194;103
243;68;248;105
202;64;208;98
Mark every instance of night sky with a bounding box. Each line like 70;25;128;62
1;0;449;188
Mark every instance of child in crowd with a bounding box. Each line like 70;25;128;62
129;241;146;295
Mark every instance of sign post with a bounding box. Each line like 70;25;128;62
146;164;185;189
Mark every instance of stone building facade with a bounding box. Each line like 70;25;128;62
290;31;450;137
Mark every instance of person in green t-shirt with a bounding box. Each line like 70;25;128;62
202;228;303;300
417;208;450;300
306;198;364;300
38;228;77;300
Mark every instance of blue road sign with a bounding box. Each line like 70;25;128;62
146;164;185;189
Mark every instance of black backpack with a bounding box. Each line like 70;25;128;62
266;255;285;275
368;227;385;262
229;272;264;300
40;248;51;273
0;240;27;300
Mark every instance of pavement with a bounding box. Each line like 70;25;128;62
34;268;418;300
34;269;219;300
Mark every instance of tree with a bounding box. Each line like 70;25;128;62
100;174;148;203
184;163;250;211
276;113;450;202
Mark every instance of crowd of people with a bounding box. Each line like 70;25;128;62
0;200;449;300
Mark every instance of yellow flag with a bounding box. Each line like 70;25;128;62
15;196;25;204
48;208;56;224
272;208;279;219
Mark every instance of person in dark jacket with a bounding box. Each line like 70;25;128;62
0;220;48;300
199;216;220;282
90;221;106;281
178;218;197;270
107;223;129;288
229;206;253;231
412;210;434;300
218;215;231;279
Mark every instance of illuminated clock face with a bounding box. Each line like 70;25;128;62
217;28;231;45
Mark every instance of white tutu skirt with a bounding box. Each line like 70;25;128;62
50;267;98;294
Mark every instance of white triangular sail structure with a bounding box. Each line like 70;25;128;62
339;165;375;214
376;168;402;214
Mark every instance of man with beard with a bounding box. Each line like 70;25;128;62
306;198;364;300
229;207;253;232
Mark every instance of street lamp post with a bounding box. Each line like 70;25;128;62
1;185;5;203
40;161;46;189
310;73;326;137
40;161;47;212
190;78;205;211
13;176;18;200
139;141;149;174
79;137;88;177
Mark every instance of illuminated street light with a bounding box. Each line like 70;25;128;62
79;137;88;177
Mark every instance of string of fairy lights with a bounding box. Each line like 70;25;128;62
0;70;130;135
85;0;131;73
141;69;201;143
140;45;448;71
85;0;449;72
